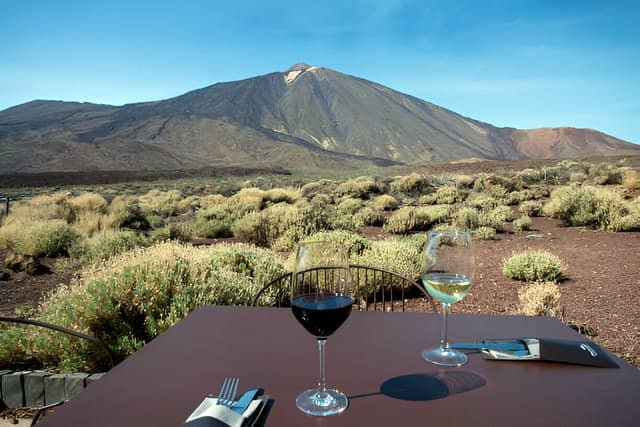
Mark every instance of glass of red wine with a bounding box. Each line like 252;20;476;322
291;241;353;416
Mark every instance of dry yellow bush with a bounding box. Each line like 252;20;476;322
372;194;399;211
622;170;639;190
229;187;266;212
68;193;108;212
73;211;105;237
264;187;301;204
138;190;183;217
517;282;561;317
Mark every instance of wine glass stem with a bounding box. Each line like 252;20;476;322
440;303;451;351
317;338;327;393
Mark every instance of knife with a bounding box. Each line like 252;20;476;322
451;342;528;352
232;387;264;414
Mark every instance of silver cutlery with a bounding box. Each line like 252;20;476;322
216;377;240;407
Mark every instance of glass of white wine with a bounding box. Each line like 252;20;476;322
421;230;474;367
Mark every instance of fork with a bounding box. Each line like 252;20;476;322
216;377;239;407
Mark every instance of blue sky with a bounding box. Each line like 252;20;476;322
1;0;638;143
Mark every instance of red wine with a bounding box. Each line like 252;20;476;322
292;293;353;338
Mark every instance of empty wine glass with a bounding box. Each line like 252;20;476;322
421;230;474;367
291;241;353;416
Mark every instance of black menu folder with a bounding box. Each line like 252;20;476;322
480;337;619;368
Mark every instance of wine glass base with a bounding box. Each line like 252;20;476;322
422;347;468;367
296;388;348;416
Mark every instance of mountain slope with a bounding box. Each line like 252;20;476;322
0;63;637;173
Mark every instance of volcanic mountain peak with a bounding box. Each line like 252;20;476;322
284;62;318;84
287;63;313;72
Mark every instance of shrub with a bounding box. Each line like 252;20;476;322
433;185;463;204
517;282;561;317
264;187;301;204
104;197;150;230
20;242;286;371
480;205;514;230
570;172;587;183
454;174;475;188
390;173;427;194
372;195;399;211
68;193;108;213
138;190;184;217
622;170;640;190
301;179;338;197
150;224;193;242
354;238;421;301
543;185;628;230
454;207;481;230
4;193;75;225
181;219;234;239
519;201;543;217
73;211;105;237
352;207;385;228
338;197;364;215
78;230;150;263
473;226;496;240
383;207;430;234
335;177;379;199
587;164;623;185
303;231;372;259
146;213;165;228
513;215;533;232
15;220;80;257
232;200;333;251
502;250;565;282
465;193;501;210
229;188;266;213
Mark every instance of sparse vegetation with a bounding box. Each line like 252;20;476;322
517;282;561;317
502;250;566;283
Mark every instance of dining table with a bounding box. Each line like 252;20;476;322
39;305;640;426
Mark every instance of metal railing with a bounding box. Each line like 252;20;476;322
253;264;437;312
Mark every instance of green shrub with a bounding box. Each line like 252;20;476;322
473;226;496;240
390;173;427;194
383;207;433;234
301;179;338;197
513;215;533;232
570;172;587;183
519;201;543;217
502;250;565;282
104;197;150;230
18;242;286;371
335;177;379;199
264;187;301;204
181;219;234;239
15;220;80;257
372;195;399;211
232;201;333;251
229;188;266;213
465;193;501;210
454;207;481;230
543;185;628;231
138;190;184;217
150;224;193;242
352;207;385;228
338;197;364;215
78;230;150;263
480;205;514;230
517;282;561;317
433;185;463;204
303;231;372;259
353;238;421;301
146;213;165;228
454;174;475;188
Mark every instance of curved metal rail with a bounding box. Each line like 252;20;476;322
252;264;437;312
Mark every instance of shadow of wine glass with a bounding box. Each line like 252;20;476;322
370;370;486;402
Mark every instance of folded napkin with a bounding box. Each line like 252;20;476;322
184;393;272;427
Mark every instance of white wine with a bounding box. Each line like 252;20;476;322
422;274;472;305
